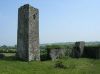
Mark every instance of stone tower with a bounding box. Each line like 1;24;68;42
17;4;40;61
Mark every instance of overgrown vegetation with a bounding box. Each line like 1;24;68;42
0;43;100;60
0;43;100;74
54;60;66;69
0;45;16;53
40;44;73;61
0;53;100;74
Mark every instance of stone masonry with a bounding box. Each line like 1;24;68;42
17;4;40;61
72;41;85;58
50;49;65;61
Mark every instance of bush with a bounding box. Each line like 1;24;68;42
0;53;5;59
40;49;50;61
83;46;100;59
0;49;16;53
54;60;66;69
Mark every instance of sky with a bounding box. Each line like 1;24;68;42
0;0;100;46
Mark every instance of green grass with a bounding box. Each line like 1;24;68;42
2;53;15;57
0;53;100;74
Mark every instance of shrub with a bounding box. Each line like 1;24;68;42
0;49;16;53
54;60;66;69
40;49;50;61
0;53;5;59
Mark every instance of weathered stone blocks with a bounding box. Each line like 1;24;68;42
72;41;85;58
49;49;65;61
17;4;40;61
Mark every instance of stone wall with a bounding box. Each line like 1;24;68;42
49;49;65;61
72;41;85;58
71;41;100;59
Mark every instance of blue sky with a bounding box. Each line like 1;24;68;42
0;0;100;45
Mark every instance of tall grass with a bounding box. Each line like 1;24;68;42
0;53;100;74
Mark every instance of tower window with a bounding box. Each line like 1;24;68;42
33;14;36;19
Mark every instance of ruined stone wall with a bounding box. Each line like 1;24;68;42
49;49;65;61
72;41;85;58
71;41;100;59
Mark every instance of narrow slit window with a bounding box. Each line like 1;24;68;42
33;14;36;19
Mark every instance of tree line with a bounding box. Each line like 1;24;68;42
0;45;16;53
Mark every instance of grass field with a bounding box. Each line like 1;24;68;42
0;53;100;74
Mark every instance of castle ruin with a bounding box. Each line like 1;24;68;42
17;4;40;61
